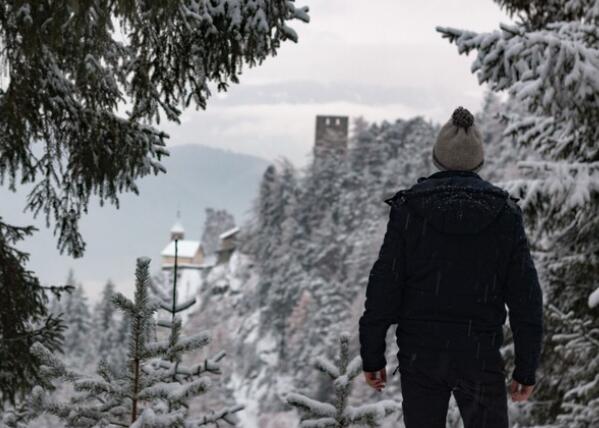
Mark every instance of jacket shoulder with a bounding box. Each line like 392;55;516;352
383;189;409;207
506;195;522;214
502;195;526;236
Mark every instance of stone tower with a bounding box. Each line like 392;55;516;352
314;115;349;156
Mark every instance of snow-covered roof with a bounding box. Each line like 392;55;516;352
219;226;240;240
170;220;184;234
161;240;201;258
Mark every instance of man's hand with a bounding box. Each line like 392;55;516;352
364;368;387;391
510;379;534;402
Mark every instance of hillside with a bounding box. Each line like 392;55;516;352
185;115;442;427
182;103;527;427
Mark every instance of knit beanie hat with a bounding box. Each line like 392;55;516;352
432;106;484;172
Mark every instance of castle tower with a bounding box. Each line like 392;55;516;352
313;115;349;157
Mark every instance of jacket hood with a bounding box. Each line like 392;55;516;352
388;171;510;235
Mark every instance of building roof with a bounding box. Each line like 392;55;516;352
219;226;240;240
170;220;184;234
161;240;201;258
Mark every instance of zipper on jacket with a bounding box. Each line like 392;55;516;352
392;364;400;376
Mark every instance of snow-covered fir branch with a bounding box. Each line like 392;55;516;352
0;0;310;257
25;257;242;427
438;2;599;425
283;332;401;427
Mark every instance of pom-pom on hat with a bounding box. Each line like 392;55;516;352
432;106;484;172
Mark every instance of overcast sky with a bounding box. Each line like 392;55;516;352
161;0;513;168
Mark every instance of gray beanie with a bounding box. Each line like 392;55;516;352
432;106;484;172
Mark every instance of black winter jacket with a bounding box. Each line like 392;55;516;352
358;170;544;386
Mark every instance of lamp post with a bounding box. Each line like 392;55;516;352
172;237;178;324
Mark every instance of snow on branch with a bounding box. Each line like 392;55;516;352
314;355;340;379
284;331;401;427
25;256;243;426
186;403;245;426
437;19;599;162
346;400;403;426
589;287;599;309
284;392;337;418
504;160;599;216
0;0;309;258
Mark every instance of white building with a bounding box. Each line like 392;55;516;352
157;215;240;324
159;218;216;324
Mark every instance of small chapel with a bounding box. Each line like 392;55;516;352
160;218;206;268
158;213;240;323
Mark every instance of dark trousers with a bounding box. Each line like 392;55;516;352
397;350;509;428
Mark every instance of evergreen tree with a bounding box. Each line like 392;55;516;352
438;3;599;426
343;119;382;236
346;122;383;225
0;0;309;406
475;90;533;183
386;116;436;188
234;114;439;416
294;144;353;373
55;272;93;367
476;91;512;182
244;157;303;299
91;280;128;374
283;332;401;427
29;257;242;427
0;0;310;258
348;123;387;188
255;159;306;346
0;220;69;405
200;208;236;255
301;133;347;242
243;163;282;265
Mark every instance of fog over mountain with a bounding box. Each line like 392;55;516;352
1;144;269;301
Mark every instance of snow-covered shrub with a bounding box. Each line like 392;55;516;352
283;332;401;427
28;257;242;427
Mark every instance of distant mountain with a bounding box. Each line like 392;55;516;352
0;144;270;301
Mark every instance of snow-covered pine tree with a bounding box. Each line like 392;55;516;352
91;280;128;374
58;275;93;367
475;90;534;183
200;208;236;255
29;257;242;427
0;0;310;258
233;115;439;416
0;0;309;406
283;332;401;427
343;119;387;266
476;91;513;182
384;116;437;189
252;158;310;375
245;158;305;330
297;140;356;368
348;121;389;192
0;405;25;427
0;220;69;405
438;3;599;426
242;163;283;266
